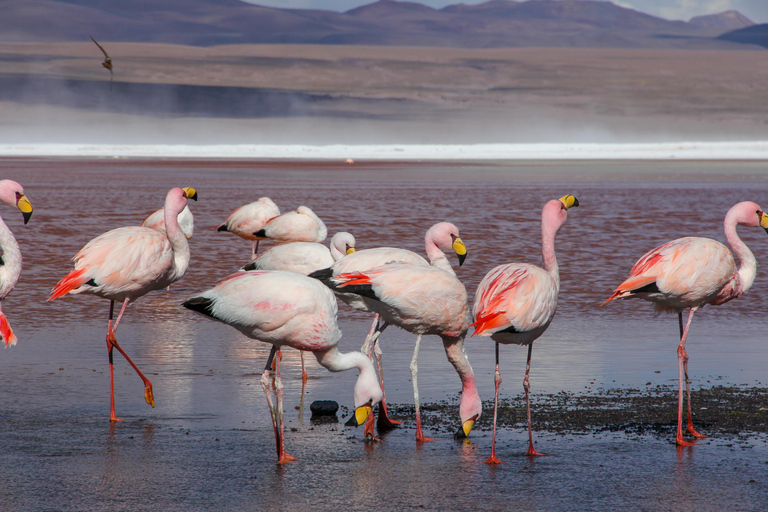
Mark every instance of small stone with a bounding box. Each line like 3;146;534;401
310;400;339;416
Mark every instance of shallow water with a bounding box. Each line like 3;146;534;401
1;158;767;511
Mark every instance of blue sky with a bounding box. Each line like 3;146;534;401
243;0;768;23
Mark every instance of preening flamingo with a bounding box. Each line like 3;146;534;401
48;187;198;421
319;263;480;442
141;205;194;239
254;205;327;244
472;194;579;462
217;197;280;258
0;180;33;347
604;201;768;447
182;270;382;463
242;231;356;380
310;221;467;430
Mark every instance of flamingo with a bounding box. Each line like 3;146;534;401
141;205;194;239
182;270;382;463
319;262;481;442
604;201;768;447
472;194;579;462
48;187;198;422
242;231;356;380
0;180;33;347
310;221;467;430
254;205;327;245
217;197;280;258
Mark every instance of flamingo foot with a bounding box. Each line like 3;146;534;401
109;415;123;423
675;433;696;447
376;403;402;431
364;412;381;441
416;431;435;443
524;445;545;457
485;452;504;465
687;425;707;439
144;382;155;408
301;369;309;382
278;452;298;464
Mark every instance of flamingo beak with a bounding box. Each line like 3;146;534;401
182;187;198;201
16;194;33;224
558;194;579;210
454;415;478;438
345;403;372;427
452;237;467;266
758;210;768;234
346;246;356;255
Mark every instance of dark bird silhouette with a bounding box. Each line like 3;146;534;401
90;36;113;90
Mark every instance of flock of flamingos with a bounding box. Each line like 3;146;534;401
0;178;765;464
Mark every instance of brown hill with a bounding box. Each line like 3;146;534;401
689;10;754;31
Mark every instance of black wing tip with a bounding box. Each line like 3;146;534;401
242;261;258;271
253;229;266;238
182;296;216;317
217;224;229;232
308;267;333;281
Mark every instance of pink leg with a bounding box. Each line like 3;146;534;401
371;323;400;431
410;334;434;442
523;343;543;456
274;348;297;463
676;308;699;446
300;350;309;381
485;342;503;464
251;240;260;260
260;346;281;460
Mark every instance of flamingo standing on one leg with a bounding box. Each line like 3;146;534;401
472;194;579;462
141;204;194;240
0;180;33;347
310;222;467;430
182;270;382;463
217;197;280;258
48;187;198;422
242;231;356;380
604;201;768;447
319;262;481;442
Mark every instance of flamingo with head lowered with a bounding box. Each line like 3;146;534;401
0;179;33;347
604;200;768;447
48;187;197;422
472;194;579;462
183;270;382;463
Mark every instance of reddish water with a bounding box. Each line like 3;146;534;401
1;158;767;511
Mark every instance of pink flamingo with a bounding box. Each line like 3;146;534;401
183;270;382;463
320;262;481;443
141;204;194;239
604;201;768;447
242;231;356;380
48;187;197;422
472;194;579;462
0;180;33;347
311;222;467;430
254;205;327;246
217;197;280;258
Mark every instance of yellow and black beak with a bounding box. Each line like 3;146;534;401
452;237;467;266
16;194;32;225
558;194;579;210
454;415;478;439
346;246;356;255
182;187;198;201
758;210;768;234
345;403;372;427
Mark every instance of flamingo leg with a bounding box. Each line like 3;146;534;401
485;341;503;464
260;346;281;460
106;301;121;422
523;343;543;456
360;314;379;362
410;334;434;442
676;308;700;446
107;298;154;412
273;348;297;463
369;320;400;430
251;240;259;260
678;312;707;439
300;350;309;381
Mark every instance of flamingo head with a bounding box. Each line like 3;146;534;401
0;179;32;224
182;187;198;202
759;210;768;234
542;194;579;235
330;232;356;261
426;221;467;266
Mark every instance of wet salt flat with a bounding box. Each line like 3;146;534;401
1;157;768;511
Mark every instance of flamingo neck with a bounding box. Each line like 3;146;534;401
315;347;382;407
164;202;190;279
724;211;757;295
425;237;456;275
0;216;21;298
541;216;560;287
442;336;481;423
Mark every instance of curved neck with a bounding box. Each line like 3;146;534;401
425;238;456;275
442;336;480;422
724;212;757;294
0;216;21;297
315;347;381;407
541;217;560;287
164;204;190;277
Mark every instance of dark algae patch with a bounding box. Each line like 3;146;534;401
385;385;768;441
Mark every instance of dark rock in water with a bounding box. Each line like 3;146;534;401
310;400;339;417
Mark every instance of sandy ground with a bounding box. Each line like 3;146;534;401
1;42;768;143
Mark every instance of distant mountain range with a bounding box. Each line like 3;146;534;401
0;0;764;49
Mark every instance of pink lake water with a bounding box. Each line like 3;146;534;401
0;158;767;511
